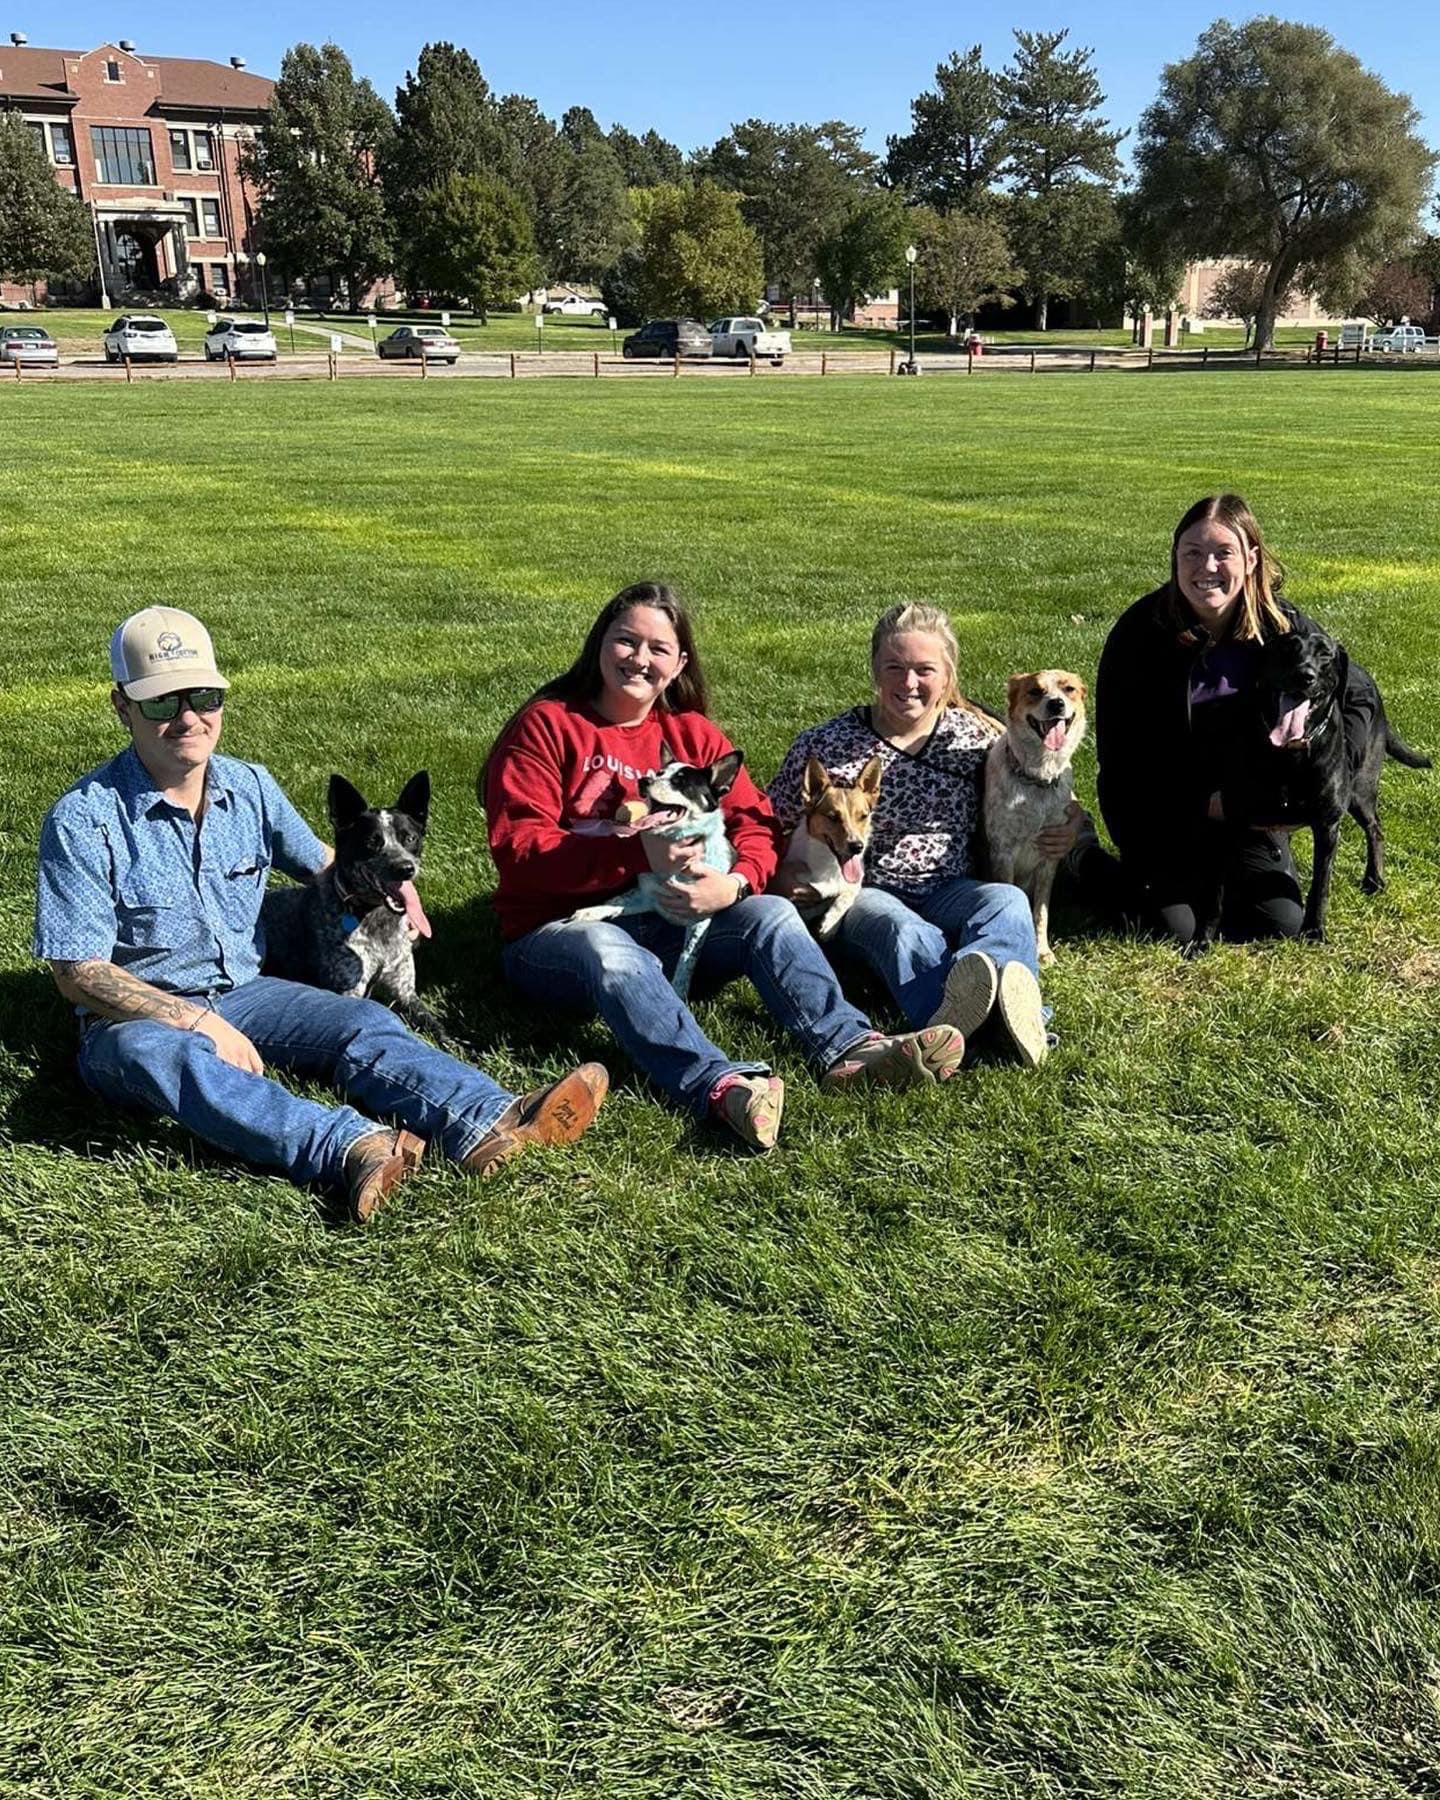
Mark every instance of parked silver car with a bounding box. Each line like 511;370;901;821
376;324;461;363
102;315;178;363
0;325;59;366
204;318;277;361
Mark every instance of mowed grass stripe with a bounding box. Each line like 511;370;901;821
1;374;1439;1797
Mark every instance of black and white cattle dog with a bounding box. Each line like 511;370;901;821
263;771;442;1034
571;751;742;1000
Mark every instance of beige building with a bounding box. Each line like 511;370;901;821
1177;259;1343;327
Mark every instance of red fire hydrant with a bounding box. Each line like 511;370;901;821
1314;329;1328;358
967;333;983;357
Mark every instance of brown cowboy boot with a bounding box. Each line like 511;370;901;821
460;1063;609;1179
343;1128;424;1224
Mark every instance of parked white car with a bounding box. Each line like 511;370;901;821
102;315;178;363
709;316;791;364
0;325;59;366
1372;323;1429;354
542;294;608;317
204;318;277;361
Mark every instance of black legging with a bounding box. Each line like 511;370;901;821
1075;826;1303;943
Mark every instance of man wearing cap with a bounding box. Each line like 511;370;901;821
34;607;608;1221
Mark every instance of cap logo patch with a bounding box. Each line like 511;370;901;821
149;631;197;665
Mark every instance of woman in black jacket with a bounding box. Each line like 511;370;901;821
1078;492;1374;943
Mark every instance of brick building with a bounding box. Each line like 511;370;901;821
0;37;272;307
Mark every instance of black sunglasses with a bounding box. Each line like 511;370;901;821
132;687;226;722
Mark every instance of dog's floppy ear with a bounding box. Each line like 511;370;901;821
856;754;884;797
327;773;369;830
1007;674;1033;713
708;749;744;798
802;756;830;806
395;770;430;830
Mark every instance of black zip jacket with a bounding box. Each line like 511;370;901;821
1094;587;1334;871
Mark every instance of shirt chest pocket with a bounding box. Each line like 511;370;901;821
216;857;271;927
115;872;181;950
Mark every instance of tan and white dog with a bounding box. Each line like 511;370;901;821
781;755;884;940
984;671;1087;965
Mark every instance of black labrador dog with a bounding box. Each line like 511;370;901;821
1207;628;1430;944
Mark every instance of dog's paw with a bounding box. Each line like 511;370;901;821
1361;874;1386;896
1180;937;1213;962
1300;923;1327;944
1038;947;1056;968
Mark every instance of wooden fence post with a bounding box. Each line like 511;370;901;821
124;354;133;384
227;351;236;382
889;347;896;376
420;346;428;379
1202;346;1209;367
510;352;517;378
967;348;974;374
821;352;828;376
1030;349;1037;373
1147;347;1154;369
1089;349;1096;372
594;351;600;378
674;350;681;378
328;351;336;380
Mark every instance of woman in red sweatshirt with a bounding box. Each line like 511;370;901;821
483;583;965;1151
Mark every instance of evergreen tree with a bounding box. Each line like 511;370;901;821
241;42;394;308
885;48;1009;213
406;173;538;320
549;108;632;281
608;125;686;188
388;44;512;208
1000;29;1123;327
703;120;876;319
0;114;93;294
1133;18;1434;350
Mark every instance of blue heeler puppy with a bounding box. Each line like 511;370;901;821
263;772;441;1035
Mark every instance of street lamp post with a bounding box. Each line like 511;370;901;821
904;243;918;375
255;251;270;329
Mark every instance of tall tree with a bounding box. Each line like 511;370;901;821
388;44;512;208
406;173;538;320
913;207;1019;336
608;124;686;188
703;120;876;320
493;95;565;257
885;47;1009;212
241;42;394;308
0;114;93;295
1201;262;1300;346
814;190;909;330
549;108;632;281
1000;29;1124;328
1132;19;1435;350
622;180;763;319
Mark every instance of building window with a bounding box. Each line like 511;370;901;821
210;262;230;297
105;58;121;82
169;129;191;172
50;123;75;165
25;121;46;154
180;198;200;237
91;125;155;185
194;130;215;171
201;198;222;238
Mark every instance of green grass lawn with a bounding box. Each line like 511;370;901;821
3;373;1440;1797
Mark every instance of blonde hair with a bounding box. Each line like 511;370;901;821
870;603;1002;735
1169;494;1290;644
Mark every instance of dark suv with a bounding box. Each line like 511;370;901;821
621;318;712;360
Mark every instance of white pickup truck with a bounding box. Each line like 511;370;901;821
709;316;791;364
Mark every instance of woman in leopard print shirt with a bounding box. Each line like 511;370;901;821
769;604;1073;1068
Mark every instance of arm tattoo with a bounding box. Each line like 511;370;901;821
50;960;205;1030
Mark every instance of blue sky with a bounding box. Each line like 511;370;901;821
34;2;1440;171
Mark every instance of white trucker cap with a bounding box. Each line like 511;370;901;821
109;606;230;700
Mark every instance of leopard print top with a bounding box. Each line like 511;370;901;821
768;706;995;896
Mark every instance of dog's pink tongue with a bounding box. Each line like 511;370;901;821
1270;699;1310;749
399;880;432;939
841;856;863;884
1042;721;1068;752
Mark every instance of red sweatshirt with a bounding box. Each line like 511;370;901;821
486;697;785;941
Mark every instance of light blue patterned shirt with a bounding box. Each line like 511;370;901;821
34;746;327;995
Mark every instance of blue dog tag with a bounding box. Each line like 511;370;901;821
341;913;360;933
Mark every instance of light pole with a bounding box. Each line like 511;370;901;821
255;250;270;329
904;243;918;374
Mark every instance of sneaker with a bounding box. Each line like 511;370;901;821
926;950;998;1039
710;1073;784;1151
993;962;1048;1069
821;1025;965;1091
343;1128;422;1224
460;1062;609;1179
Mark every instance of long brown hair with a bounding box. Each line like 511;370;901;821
1167;494;1290;644
479;583;710;803
870;602;1003;736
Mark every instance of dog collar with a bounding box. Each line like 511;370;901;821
1005;741;1066;788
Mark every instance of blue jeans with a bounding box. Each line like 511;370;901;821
835;878;1040;1028
502;894;873;1116
77;976;516;1187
